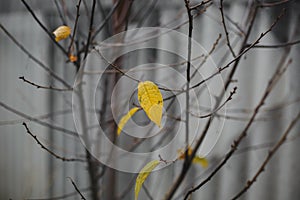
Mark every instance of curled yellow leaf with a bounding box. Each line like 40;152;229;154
117;107;139;136
135;160;160;200
138;81;163;127
53;25;71;42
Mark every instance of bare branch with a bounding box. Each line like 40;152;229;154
67;177;87;200
231;111;300;200
21;0;69;56
0;23;72;89
19;76;73;91
183;56;292;200
83;0;96;60
22;122;85;162
220;0;236;57
249;39;300;48
191;86;237;118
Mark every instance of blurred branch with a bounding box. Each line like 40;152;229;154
92;0;122;40
0;109;72;126
0;101;78;136
259;0;289;8
22;122;85;162
231;110;300;200
53;0;68;25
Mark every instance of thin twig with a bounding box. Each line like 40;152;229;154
249;39;300;48
220;0;236;57
67;177;87;200
21;0;68;56
22;122;84;162
191;86;237;118
94;49;140;82
0;23;72;89
231;110;300;200
19;76;73;91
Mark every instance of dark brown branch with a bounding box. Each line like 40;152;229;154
220;0;236;57
164;2;193;199
184;0;193;164
183;56;292;200
231;110;300;200
67;0;82;62
22;122;84;162
67;177;87;200
19;76;73;91
0;23;72;89
248;39;300;48
191;86;237;118
83;0;96;60
21;0;68;56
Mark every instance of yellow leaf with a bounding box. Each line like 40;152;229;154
177;146;208;168
135;160;160;200
137;81;163;127
53;25;71;42
192;156;208;168
117;107;139;136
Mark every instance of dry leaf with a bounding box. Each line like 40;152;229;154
178;146;208;168
117;107;139;136
53;25;71;42
135;160;160;200
137;81;163;127
192;156;208;168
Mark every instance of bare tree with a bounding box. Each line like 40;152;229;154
1;0;300;200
